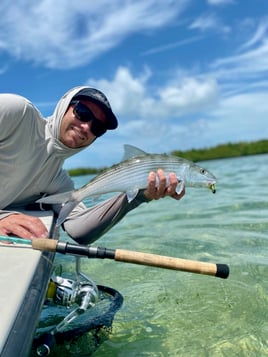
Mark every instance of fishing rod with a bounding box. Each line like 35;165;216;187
0;236;229;279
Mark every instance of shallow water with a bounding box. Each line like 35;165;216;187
55;154;268;356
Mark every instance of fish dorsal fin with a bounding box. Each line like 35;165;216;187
123;144;148;161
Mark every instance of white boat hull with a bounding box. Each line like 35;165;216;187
0;210;57;357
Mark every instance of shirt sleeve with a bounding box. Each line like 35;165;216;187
62;191;150;244
0;94;30;139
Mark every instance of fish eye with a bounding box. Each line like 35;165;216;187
200;168;206;175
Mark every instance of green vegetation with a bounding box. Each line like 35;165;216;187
68;167;105;177
171;139;268;162
68;139;268;176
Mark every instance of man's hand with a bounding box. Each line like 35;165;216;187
0;213;48;239
143;169;185;201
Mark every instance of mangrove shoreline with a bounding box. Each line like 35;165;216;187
68;139;268;176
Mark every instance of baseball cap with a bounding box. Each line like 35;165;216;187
73;88;118;129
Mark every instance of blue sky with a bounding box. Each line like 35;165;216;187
0;0;268;169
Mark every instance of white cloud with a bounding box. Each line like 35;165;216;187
238;19;268;51
204;92;268;144
189;13;230;34
86;66;150;117
0;0;188;69
141;36;203;56
86;66;220;120
159;77;219;114
211;40;268;80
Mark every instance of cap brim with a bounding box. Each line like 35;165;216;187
105;109;118;129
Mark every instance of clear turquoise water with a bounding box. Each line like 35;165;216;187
56;154;268;356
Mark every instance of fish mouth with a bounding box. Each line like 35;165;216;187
209;183;216;194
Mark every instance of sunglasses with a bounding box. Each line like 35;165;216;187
71;101;107;137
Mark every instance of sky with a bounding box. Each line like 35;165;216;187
0;0;268;169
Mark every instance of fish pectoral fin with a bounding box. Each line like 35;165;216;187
126;189;140;202
175;181;185;195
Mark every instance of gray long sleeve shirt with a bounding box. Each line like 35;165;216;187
0;87;148;244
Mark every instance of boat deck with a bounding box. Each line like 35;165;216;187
0;210;57;357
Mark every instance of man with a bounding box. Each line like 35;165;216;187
0;86;184;244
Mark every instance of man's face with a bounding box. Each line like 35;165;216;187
60;100;107;148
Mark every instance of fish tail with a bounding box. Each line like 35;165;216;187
56;199;80;226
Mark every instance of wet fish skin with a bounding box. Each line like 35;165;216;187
37;145;216;225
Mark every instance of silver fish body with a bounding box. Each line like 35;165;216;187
75;154;215;199
37;145;216;225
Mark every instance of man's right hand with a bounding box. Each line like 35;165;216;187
0;213;48;239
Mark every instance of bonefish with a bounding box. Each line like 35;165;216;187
37;145;216;225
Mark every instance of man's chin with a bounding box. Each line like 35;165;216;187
61;135;79;148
